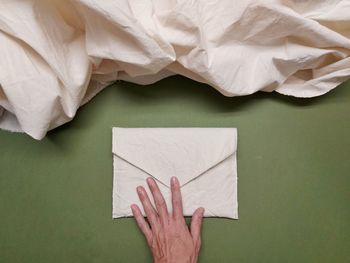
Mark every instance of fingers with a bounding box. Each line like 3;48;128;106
171;176;184;220
190;207;204;246
131;204;153;244
147;177;169;225
136;186;160;230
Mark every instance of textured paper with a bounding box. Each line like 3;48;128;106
112;128;238;219
1;0;350;139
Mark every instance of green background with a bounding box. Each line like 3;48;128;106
0;76;349;263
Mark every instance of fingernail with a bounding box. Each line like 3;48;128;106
136;186;143;194
171;176;177;186
199;207;205;215
147;177;153;186
130;204;136;211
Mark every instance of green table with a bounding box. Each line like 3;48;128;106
1;76;349;263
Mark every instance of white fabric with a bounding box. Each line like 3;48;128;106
1;0;350;140
112;127;238;219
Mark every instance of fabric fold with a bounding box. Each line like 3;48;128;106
0;0;349;139
112;127;238;218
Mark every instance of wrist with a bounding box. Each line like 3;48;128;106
154;257;193;263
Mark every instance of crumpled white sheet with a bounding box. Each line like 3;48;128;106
112;127;238;219
0;0;350;140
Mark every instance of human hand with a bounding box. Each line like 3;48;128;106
131;176;204;263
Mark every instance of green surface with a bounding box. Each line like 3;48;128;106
0;76;349;263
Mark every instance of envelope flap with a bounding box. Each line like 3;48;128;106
112;128;237;187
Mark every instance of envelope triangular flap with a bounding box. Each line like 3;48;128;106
112;128;237;187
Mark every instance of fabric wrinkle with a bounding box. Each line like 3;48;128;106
0;0;350;139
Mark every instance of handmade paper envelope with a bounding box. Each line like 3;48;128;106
112;127;238;219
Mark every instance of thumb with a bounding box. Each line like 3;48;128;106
190;207;204;246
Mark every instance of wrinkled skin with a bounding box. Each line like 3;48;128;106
131;176;204;263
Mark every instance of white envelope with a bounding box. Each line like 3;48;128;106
112;127;238;219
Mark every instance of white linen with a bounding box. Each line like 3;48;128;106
112;127;238;219
1;0;350;139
